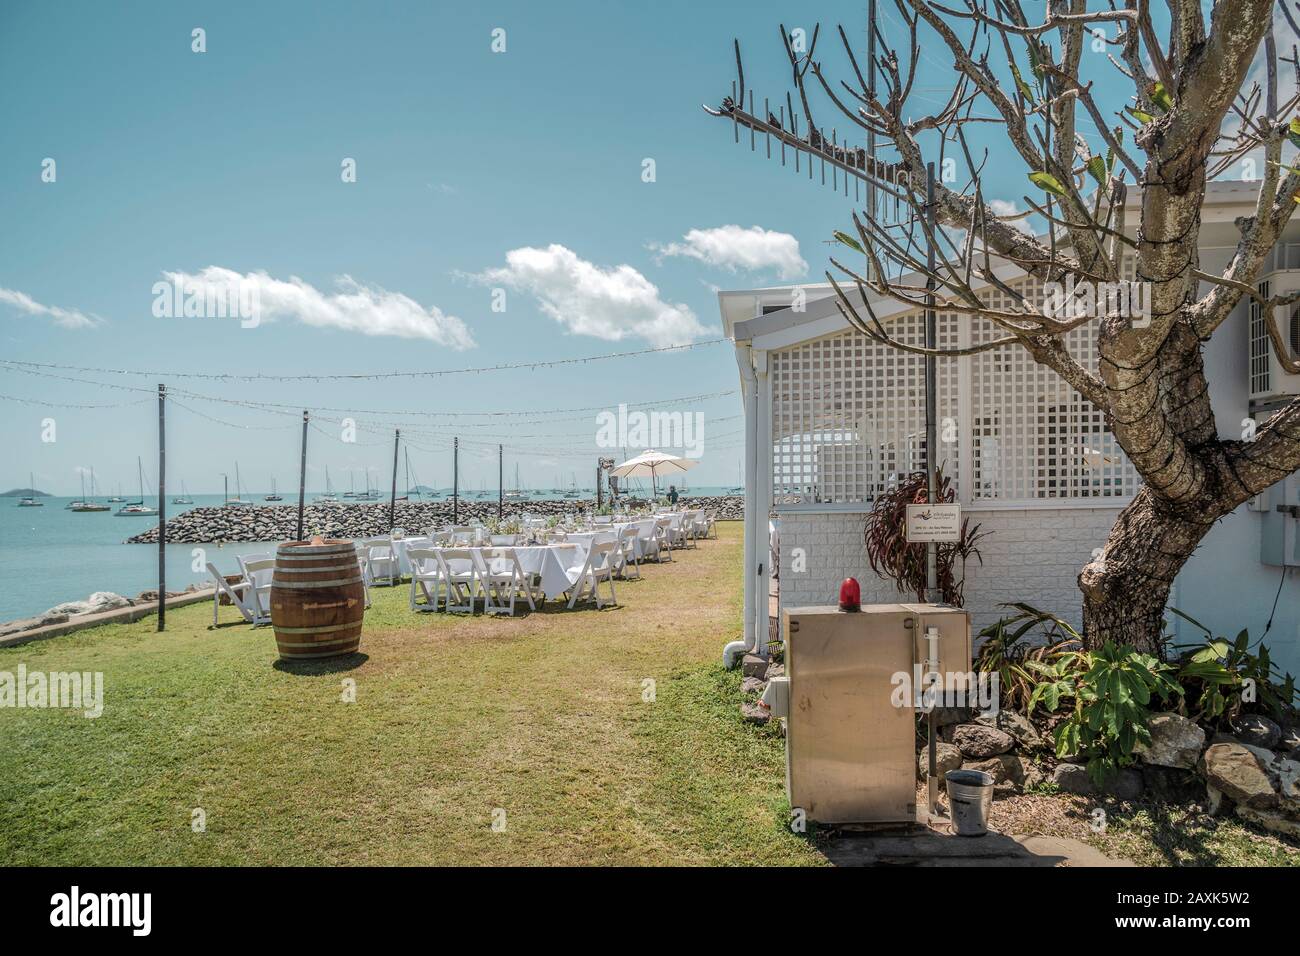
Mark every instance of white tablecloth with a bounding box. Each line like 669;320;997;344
475;544;586;599
391;536;432;575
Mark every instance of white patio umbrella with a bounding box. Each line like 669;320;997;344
610;449;698;499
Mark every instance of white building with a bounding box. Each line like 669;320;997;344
720;181;1300;678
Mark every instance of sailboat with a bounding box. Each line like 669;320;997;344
224;462;252;508
106;482;126;503
563;472;580;499
727;462;743;495
172;481;194;505
264;476;282;502
504;464;526;500
317;466;339;503
356;469;380;501
17;472;42;507
70;468;111;512
117;457;159;516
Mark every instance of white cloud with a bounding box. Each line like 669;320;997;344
0;287;101;329
468;245;711;347
649;224;808;279
160;267;475;348
987;199;1034;235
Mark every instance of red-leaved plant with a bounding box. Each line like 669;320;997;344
863;469;989;607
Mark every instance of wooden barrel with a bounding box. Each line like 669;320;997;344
270;539;365;660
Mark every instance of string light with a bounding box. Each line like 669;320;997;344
0;337;727;383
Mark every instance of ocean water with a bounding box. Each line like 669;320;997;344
0;487;740;622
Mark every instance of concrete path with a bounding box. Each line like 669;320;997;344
820;821;1130;867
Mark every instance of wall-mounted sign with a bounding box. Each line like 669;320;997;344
905;503;961;543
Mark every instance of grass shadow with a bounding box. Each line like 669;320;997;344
272;652;370;675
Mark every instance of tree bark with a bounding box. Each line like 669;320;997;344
1079;488;1218;654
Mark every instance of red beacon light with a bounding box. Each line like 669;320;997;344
838;577;861;611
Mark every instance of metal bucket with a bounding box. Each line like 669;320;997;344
945;769;994;837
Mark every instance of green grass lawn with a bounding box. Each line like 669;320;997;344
0;523;824;866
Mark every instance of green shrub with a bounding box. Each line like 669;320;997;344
1168;609;1298;726
1029;641;1182;784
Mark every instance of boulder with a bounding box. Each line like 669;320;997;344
1198;741;1277;809
964;753;1026;794
916;741;964;784
1235;805;1300;839
44;591;131;618
764;662;785;681
931;706;974;729
1050;763;1142;800
1206;785;1229;816
1134;712;1205;770
1229;714;1282;750
1275;758;1300;817
952;723;1015;759
1140;764;1206;804
0;611;70;637
740;676;765;695
1281;725;1300;753
740;702;770;725
975;710;1046;750
1050;762;1092;794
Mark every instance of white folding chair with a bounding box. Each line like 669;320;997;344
477;548;539;615
408;547;445;612
241;557;277;622
350;540;375;608
651;516;674;562
616;525;641;580
436;548;479;613
565;541;618;609
367;539;398;586
207;562;270;626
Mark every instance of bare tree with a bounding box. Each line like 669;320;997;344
709;1;1300;653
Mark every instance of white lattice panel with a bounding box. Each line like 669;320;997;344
770;277;1138;504
770;314;960;503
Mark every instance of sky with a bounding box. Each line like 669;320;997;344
0;1;1278;495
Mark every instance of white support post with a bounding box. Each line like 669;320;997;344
755;348;773;659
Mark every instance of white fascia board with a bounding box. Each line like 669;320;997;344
740;259;1027;351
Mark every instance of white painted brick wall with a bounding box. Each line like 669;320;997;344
776;506;1122;637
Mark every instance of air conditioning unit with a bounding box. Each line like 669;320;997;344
1248;272;1300;401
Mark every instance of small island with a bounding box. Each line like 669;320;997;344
1;488;51;497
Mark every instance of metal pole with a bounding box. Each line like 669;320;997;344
157;384;166;632
867;0;877;281
924;162;940;821
596;463;602;510
453;437;459;524
389;429;400;530
497;444;503;520
925;163;939;603
296;411;308;541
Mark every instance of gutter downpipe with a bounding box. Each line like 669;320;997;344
724;339;759;668
754;349;772;660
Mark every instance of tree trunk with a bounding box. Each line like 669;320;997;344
1078;488;1217;655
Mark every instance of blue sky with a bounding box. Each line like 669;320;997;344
0;1;1252;494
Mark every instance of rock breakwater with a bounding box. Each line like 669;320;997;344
126;496;744;544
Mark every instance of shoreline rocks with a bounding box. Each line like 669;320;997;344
124;495;744;545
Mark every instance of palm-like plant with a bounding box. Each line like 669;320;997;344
863;469;988;606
